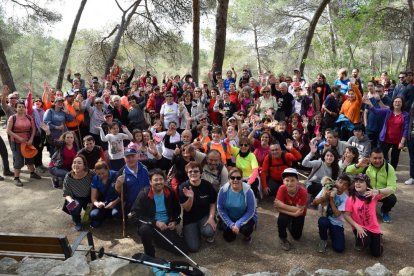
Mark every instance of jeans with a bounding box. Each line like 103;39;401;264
49;167;69;180
379;194;397;213
183;216;215;252
381;142;401;170
222;219;255;242
277;213;305;240
408;139;414;178
318;217;345;252
138;224;188;257
69;197;90;224
89;207;121;228
353;229;383;257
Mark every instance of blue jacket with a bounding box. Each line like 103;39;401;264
217;182;257;229
120;162;150;207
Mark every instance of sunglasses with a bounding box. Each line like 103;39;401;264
230;176;242;180
35;100;42;103
95;102;103;104
263;91;270;93
165;95;173;98
119;82;125;84
240;143;249;147
188;170;200;174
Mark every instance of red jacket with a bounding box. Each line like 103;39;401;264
260;148;302;189
146;93;165;112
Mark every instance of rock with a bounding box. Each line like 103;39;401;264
243;272;279;276
365;263;392;276
89;257;129;276
46;254;90;275
16;258;64;276
354;269;365;276
314;269;350;276
0;257;19;274
398;267;414;276
287;267;311;276
111;263;154;276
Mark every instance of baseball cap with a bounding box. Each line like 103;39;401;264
282;168;299;179
64;90;75;97
227;117;236;122
74;72;81;76
55;97;64;102
124;148;138;156
153;85;160;90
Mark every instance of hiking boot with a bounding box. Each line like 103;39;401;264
30;172;41;179
382;212;392;223
14;178;23;187
0;175;4;181
318;240;327;253
74;222;82;231
51;177;60;189
354;239;363;251
3;170;14;177
205;236;215;243
280;239;291;251
243;235;252;244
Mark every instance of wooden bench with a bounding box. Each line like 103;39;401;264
0;231;96;261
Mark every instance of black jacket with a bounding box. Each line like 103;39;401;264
130;185;181;227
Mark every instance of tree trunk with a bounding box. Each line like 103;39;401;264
299;0;330;74
0;40;16;92
396;39;407;74
30;49;34;84
407;11;414;70
104;1;141;76
327;3;337;67
253;27;262;75
191;0;200;85
212;0;229;74
56;0;88;90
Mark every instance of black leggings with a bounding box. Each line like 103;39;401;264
0;136;10;173
223;219;255;242
353;229;383;257
381;142;401;170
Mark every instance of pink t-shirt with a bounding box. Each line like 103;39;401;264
7;115;32;142
253;139;270;166
62;146;77;170
345;194;382;234
385;113;403;144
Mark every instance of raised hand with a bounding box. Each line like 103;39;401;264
182;186;194;198
310;141;318;154
2;85;9;96
285;139;293;151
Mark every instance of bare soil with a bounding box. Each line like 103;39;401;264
1;128;413;275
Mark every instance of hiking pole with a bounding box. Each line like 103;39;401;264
138;219;199;268
121;178;126;238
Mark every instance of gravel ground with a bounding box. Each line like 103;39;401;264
1;127;413;275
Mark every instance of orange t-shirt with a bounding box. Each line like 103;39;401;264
203;141;231;164
65;101;84;128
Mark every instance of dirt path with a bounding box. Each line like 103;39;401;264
1;128;413;275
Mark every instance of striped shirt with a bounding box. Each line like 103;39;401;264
63;171;95;198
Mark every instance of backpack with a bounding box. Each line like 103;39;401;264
362;162;389;176
267;151;288;173
9;114;33;142
206;141;228;153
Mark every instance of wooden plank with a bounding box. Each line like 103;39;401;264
0;242;64;254
0;251;66;261
0;235;62;245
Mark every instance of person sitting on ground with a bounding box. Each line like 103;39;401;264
217;167;257;243
347;125;371;158
260;141;302;198
274;168;308;251
131;168;188;258
77;135;106;170
338;146;359;172
344;173;390;257
201;150;229;192
179;161;217;252
89;161;121;228
345;148;397;223
62;155;95;231
321;129;350;157
313;174;351;253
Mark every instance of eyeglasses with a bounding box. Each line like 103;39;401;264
263;91;270;93
374;90;382;93
240;143;249;147
35;100;42;103
230;176;242;180
95;102;103;104
9;97;17;100
165;95;173;98
119;82;125;84
200;118;207;121
188;170;200;174
399;76;405;79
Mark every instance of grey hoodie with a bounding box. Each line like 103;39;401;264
347;135;371;157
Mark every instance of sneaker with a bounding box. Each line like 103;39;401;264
318;240;328;253
354;239;363;251
74;222;82;231
280;239;291;251
243;235;252;244
14;178;23;187
405;178;414;185
0;175;4;181
205;236;215;243
30;172;41;179
3;170;14;177
382;212;392;223
51;177;60;189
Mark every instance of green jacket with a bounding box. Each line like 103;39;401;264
345;163;397;194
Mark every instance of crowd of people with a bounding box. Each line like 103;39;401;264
1;63;413;258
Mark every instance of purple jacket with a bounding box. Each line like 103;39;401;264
371;108;409;142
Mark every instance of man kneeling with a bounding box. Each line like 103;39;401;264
131;168;188;257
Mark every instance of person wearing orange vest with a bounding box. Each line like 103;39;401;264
64;90;85;141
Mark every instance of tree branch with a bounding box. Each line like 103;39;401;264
114;0;124;13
